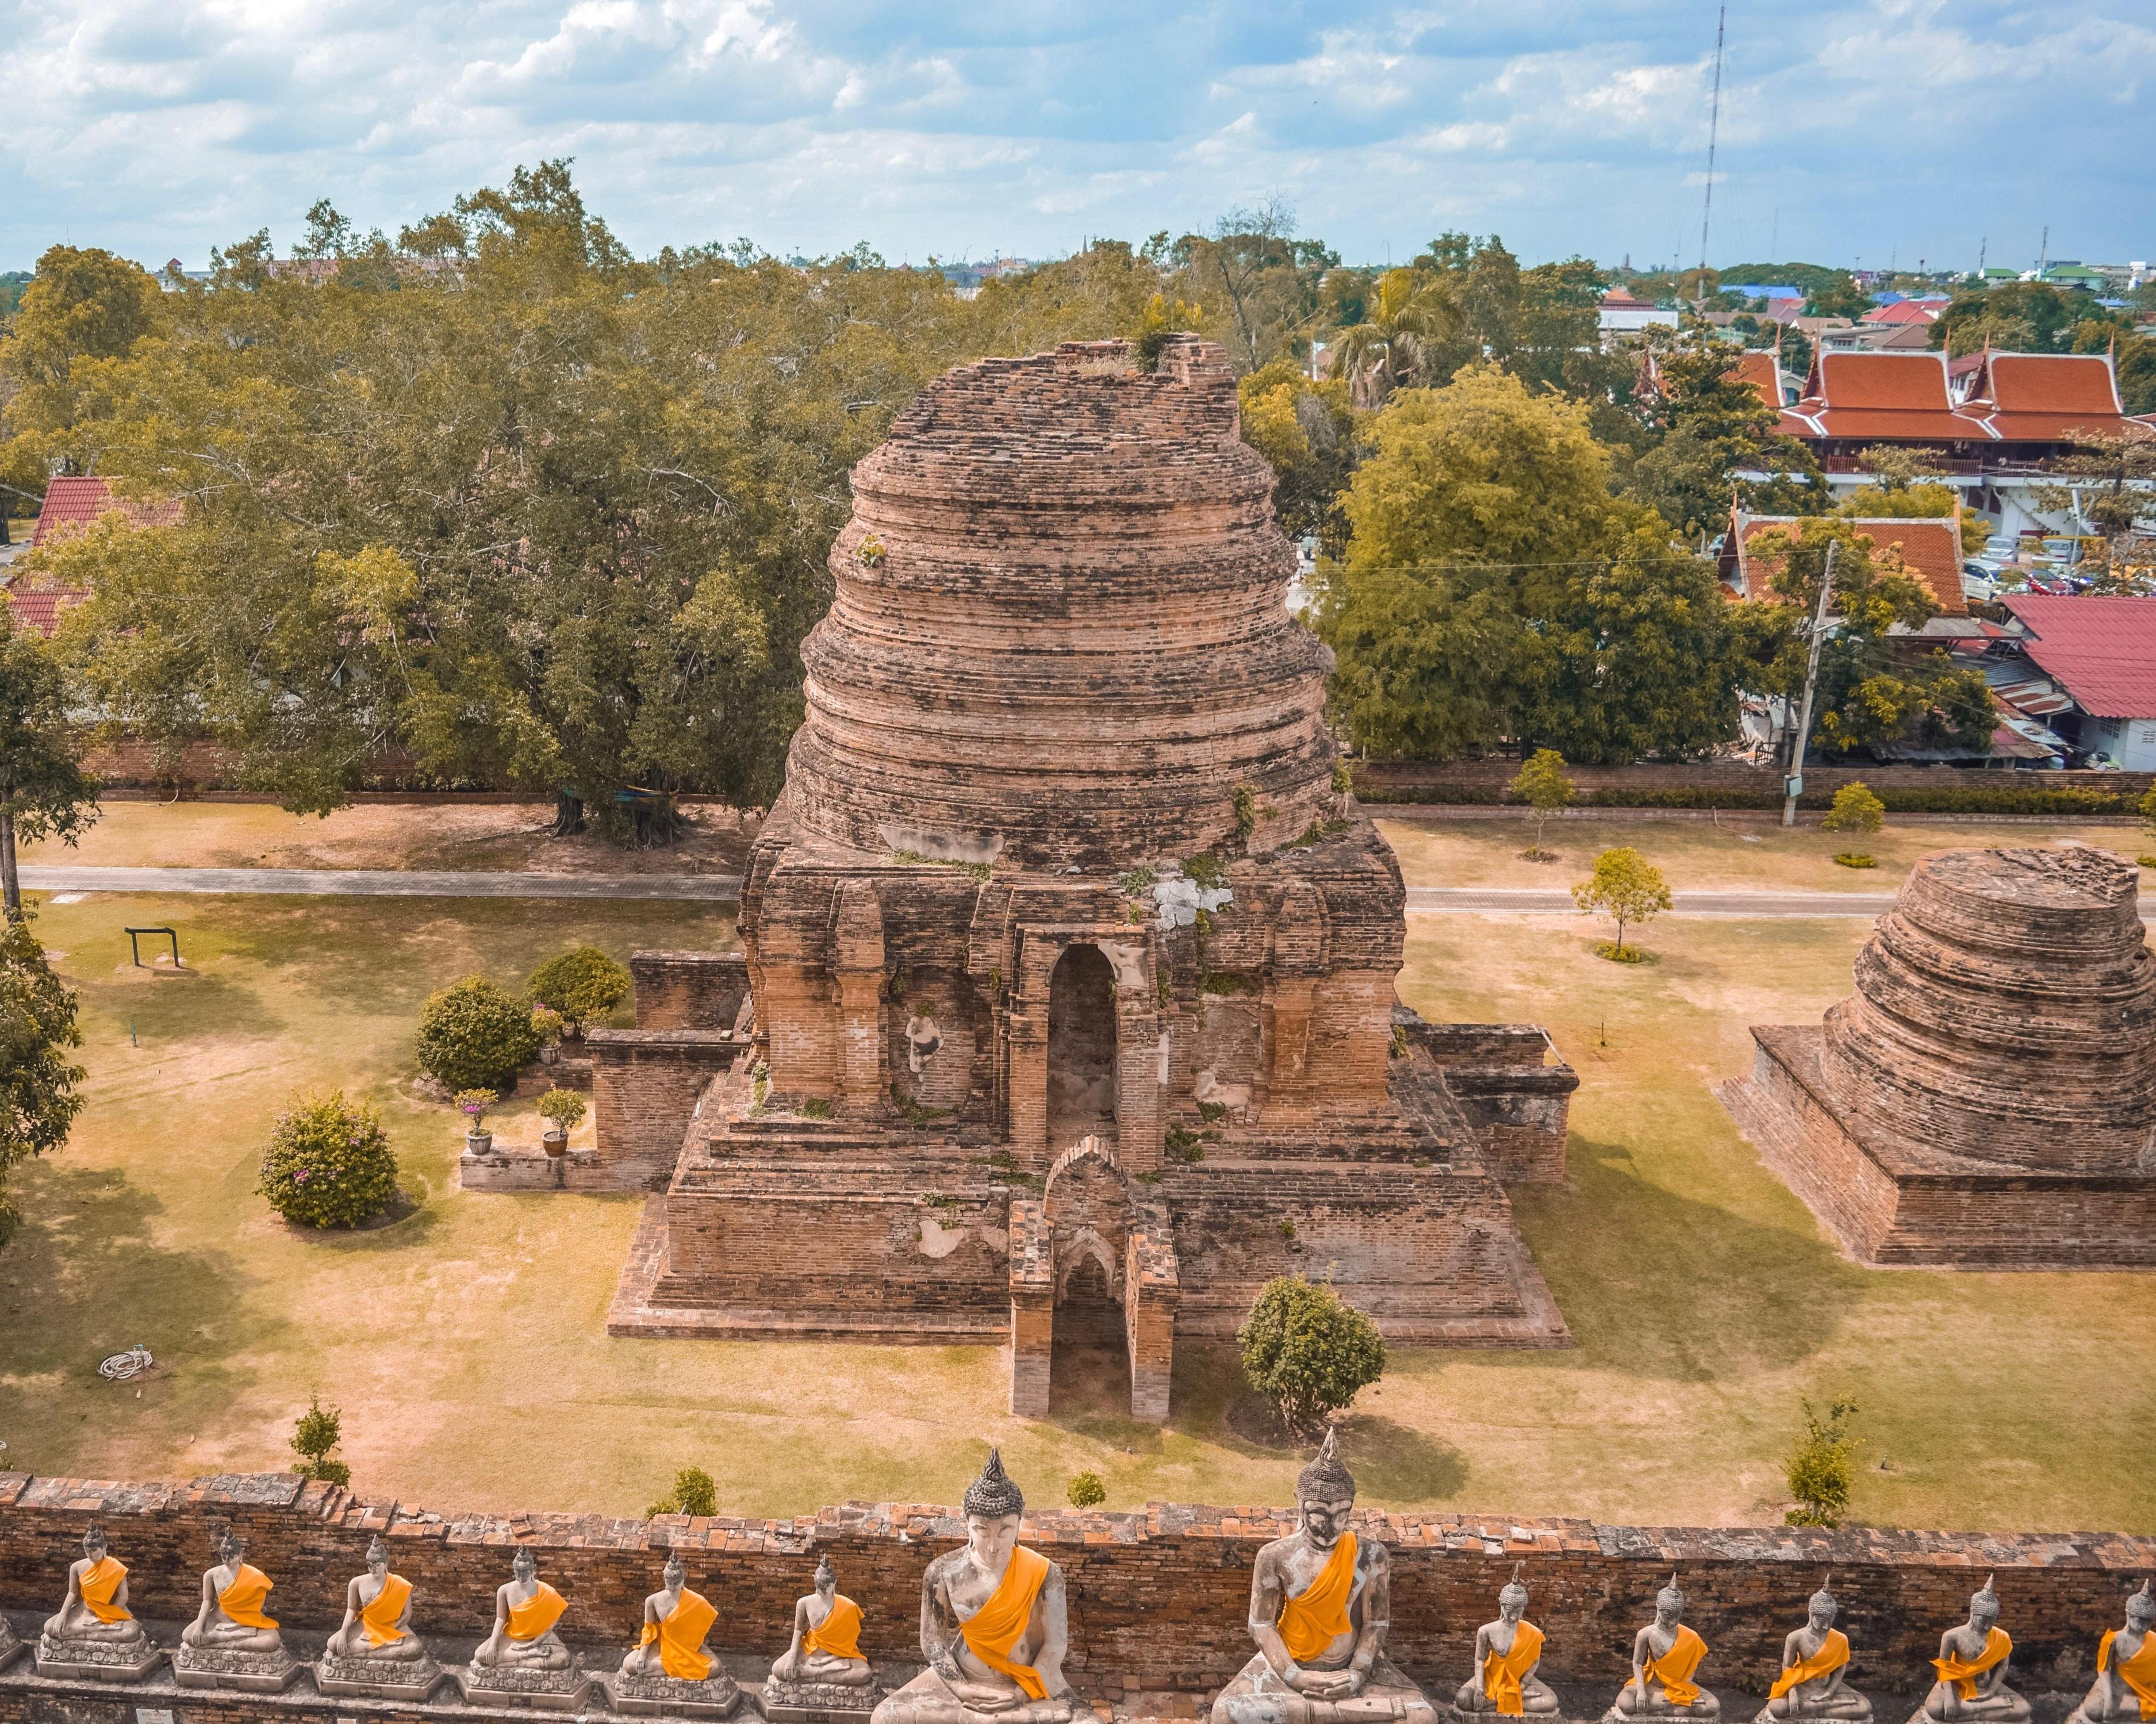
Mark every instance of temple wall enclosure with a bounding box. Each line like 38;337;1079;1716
4;1472;2152;1700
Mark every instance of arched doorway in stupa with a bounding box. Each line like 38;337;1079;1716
1046;942;1118;1149
1044;1138;1132;1415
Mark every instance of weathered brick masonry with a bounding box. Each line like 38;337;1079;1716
3;1473;2151;1698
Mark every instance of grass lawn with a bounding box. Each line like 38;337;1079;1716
1379;812;2151;895
1;857;2151;1531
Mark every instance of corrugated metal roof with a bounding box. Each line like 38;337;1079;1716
2000;594;2156;717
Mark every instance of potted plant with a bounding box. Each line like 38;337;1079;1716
531;1004;566;1065
455;1088;498;1153
536;1087;586;1158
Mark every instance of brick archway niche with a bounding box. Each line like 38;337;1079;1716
1047;943;1119;1149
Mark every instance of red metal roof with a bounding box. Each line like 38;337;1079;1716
1861;300;1943;325
29;476;183;547
2001;594;2156;717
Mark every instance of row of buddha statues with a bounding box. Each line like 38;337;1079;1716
10;1440;2153;1724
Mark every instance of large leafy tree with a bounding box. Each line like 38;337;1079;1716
1624;328;1824;539
0;245;168;452
0;909;86;1244
1236;361;1361;555
1317;366;1751;762
1329;267;1461;404
0;612;98;919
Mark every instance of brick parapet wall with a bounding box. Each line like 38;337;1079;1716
587;1030;748;1189
3;1473;2150;1695
630;951;750;1032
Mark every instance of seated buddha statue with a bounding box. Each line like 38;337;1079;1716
325;1537;427;1664
1756;1582;1870;1723
771;1556;874;1688
1455;1566;1559;1717
870;1450;1100;1724
180;1530;286;1655
1609;1576;1718;1720
42;1525;152;1650
471;1548;574;1671
1914;1579;2028;1724
2067;1581;2156;1724
620;1554;722;1683
1206;1431;1436;1724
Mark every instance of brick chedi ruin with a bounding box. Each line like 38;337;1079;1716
594;336;1577;1418
1725;846;2156;1268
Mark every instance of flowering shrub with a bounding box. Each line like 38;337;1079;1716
416;976;541;1089
530;1004;565;1045
258;1093;398;1228
455;1088;498;1129
536;1087;586;1134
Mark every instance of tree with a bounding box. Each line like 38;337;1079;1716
1508;749;1574;861
1572;846;1672;960
416;977;543;1089
0;245;167;447
1067;1470;1107;1508
1822;782;1886;866
0;612;98;919
1167;203;1327;374
2031;431;2156;592
647;1466;718;1518
1784;1397;1859;1527
1330;267;1462;404
291;1394;351;1488
0;909;86;1243
1239;1274;1386;1435
1237;361;1361;555
1624;328;1824;539
526;946;632;1036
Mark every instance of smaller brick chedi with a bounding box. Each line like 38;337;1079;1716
603;337;1576;1419
1726;847;2156;1268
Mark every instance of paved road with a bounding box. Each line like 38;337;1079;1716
20;865;742;901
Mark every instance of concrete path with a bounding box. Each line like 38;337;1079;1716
1405;886;1897;917
19;865;741;901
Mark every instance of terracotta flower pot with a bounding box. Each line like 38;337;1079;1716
543;1130;569;1159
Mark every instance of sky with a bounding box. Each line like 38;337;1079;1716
4;0;2154;277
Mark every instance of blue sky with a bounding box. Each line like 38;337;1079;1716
5;1;2153;274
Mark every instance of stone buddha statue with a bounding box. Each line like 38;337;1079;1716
181;1530;287;1655
1456;1566;1559;1717
771;1556;875;1690
327;1537;426;1664
37;1525;160;1679
1756;1581;1870;1723
1913;1578;2028;1724
471;1547;575;1672
2066;1581;2156;1724
869;1449;1099;1724
1206;1430;1437;1724
1609;1575;1717;1720
621;1554;723;1683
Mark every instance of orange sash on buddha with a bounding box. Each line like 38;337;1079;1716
804;1596;865;1661
1483;1621;1545;1717
1934;1628;2011;1700
1645;1625;1709;1708
80;1557;132;1624
637;1588;718;1681
360;1575;412;1647
1278;1535;1358;1664
507;1581;567;1643
960;1546;1050;1701
2100;1629;2156;1721
218;1564;278;1631
1770;1630;1850;1700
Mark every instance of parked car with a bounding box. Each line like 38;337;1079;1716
1961;565;2000;602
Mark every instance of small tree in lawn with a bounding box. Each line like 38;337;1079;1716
1509;748;1575;862
1572;846;1672;962
2139;786;2156;869
291;1394;351;1488
1239;1274;1387;1437
1784;1397;1859;1527
258;1091;399;1228
0;908;86;1243
0;612;98;921
1822;782;1886;869
647;1466;718;1518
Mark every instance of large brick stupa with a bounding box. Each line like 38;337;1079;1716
602;337;1576;1416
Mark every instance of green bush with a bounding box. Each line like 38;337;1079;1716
1784;1397;1859;1527
417;976;541;1089
526;946;632;1034
1067;1470;1106;1508
1822;782;1886;836
290;1395;351;1487
647;1465;718;1518
258;1092;398;1228
1239;1274;1387;1435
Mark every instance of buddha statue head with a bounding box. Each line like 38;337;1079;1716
1296;1429;1356;1549
962;1449;1025;1571
1808;1578;1839;1632
663;1553;686;1591
81;1524;108;1560
512;1546;539;1584
1656;1572;1685;1627
214;1527;244;1566
366;1536;390;1579
1969;1576;2000;1630
2127;1581;2153;1629
815;1555;838;1599
1498;1563;1529;1626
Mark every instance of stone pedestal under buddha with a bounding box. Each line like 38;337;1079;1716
766;1555;879;1722
609;1553;741;1718
34;1525;163;1683
173;1529;300;1692
316;1535;445;1700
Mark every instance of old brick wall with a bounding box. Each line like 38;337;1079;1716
3;1474;2151;1696
630;952;750;1032
588;1031;747;1189
1352;758;2155;807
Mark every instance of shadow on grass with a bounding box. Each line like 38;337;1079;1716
1332;1413;1469;1501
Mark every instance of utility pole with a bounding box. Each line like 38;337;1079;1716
1697;4;1726;311
1783;539;1840;828
2038;225;2049;277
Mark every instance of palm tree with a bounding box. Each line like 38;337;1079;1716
1329;268;1462;406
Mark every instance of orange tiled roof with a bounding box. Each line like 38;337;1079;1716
1723;507;1966;616
1777;351;1993;444
1731;350;1782;407
29;476;184;548
1961;352;2131;443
